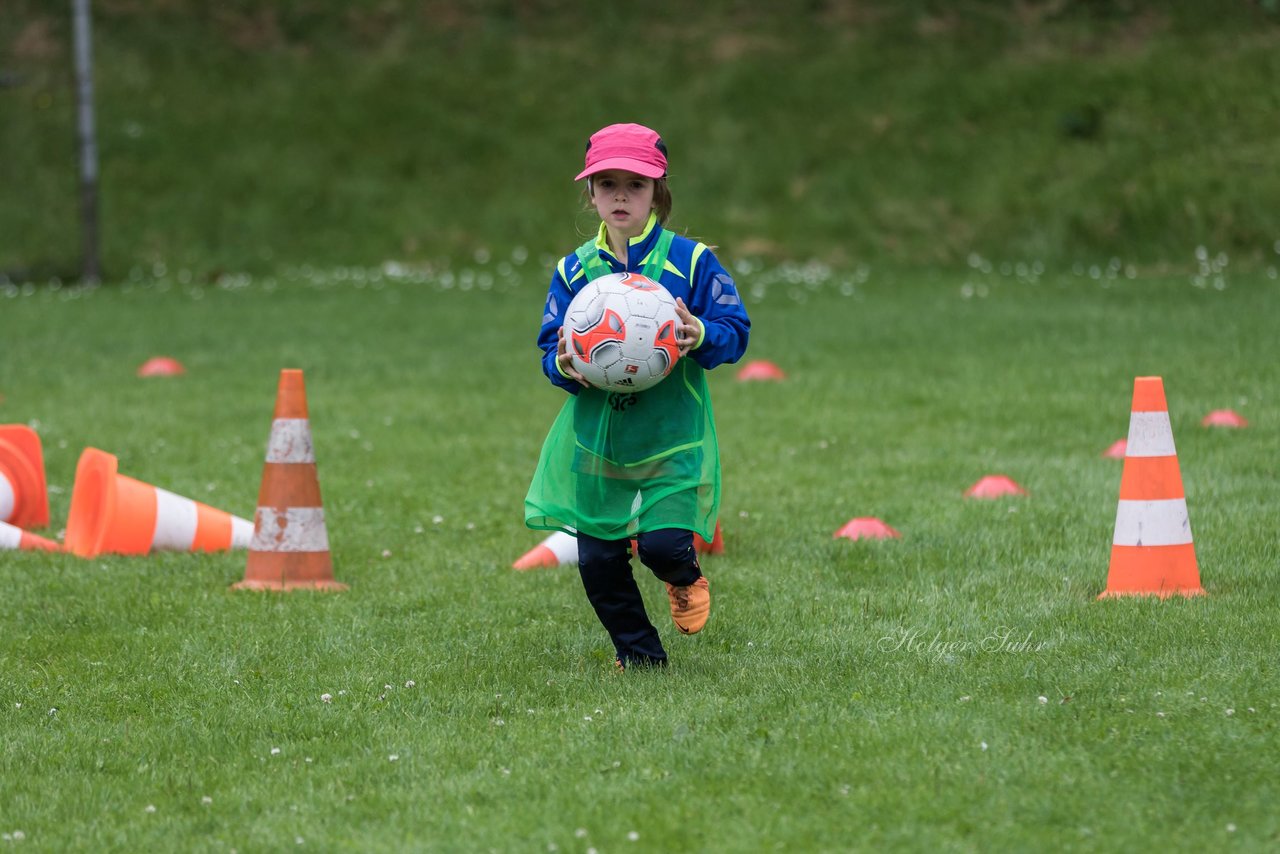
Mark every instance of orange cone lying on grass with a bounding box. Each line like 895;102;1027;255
65;448;253;558
0;519;60;552
233;369;346;591
512;521;726;570
1099;376;1204;598
0;424;49;530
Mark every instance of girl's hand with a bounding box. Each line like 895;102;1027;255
556;327;590;387
674;298;703;356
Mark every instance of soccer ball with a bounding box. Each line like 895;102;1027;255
565;272;682;393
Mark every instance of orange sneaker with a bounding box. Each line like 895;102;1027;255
665;576;710;634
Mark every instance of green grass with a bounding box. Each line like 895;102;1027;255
4;1;1280;278
2;262;1278;850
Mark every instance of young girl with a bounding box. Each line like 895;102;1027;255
525;123;751;669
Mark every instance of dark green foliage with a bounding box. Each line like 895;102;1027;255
2;1;1279;281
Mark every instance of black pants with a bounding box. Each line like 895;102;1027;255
577;528;702;666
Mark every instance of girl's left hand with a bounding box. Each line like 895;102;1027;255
674;298;702;356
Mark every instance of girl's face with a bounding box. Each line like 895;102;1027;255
590;169;655;238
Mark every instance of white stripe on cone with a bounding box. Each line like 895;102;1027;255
1113;498;1193;547
151;488;200;550
231;516;254;548
0;520;21;549
251;507;330;552
544;530;578;564
0;473;14;522
1125;412;1177;457
265;419;316;464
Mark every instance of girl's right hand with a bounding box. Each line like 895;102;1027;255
557;327;590;387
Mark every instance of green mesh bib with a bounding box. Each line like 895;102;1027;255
525;230;720;541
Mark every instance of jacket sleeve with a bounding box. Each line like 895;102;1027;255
685;248;750;370
538;257;583;395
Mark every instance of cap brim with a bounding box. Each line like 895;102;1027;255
575;157;666;181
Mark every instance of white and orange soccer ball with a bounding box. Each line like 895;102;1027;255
565;272;682;393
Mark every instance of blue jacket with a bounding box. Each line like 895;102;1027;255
538;215;751;393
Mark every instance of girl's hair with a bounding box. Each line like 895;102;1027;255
582;177;674;226
651;178;673;224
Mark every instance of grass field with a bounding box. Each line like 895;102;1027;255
2;260;1278;850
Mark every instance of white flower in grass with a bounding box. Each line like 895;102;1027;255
575;829;588;839
405;680;415;688
381;550;392;558
959;696;971;703
144;805;156;813
388;754;399;762
321;693;332;703
494;719;505;726
1226;823;1237;833
201;796;212;805
14;703;20;708
295;836;304;845
1156;712;1165;718
1225;708;1235;716
628;831;640;841
433;515;444;524
48;708;57;716
1038;696;1048;705
980;741;988;751
583;716;593;722
271;747;281;755
384;684;393;691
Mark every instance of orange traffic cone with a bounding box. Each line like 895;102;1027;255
834;517;901;541
512;521;726;570
694;521;725;555
233;370;346;591
513;530;578;570
0;519;61;551
737;360;786;381
64;448;253;558
1099;376;1204;598
0;424;49;529
964;475;1027;498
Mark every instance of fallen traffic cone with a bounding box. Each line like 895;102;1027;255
1099;376;1204;598
0;519;61;552
834;517;901;541
0;424;49;529
137;356;186;377
737;360;786;381
64;447;254;558
513;530;578;570
1102;439;1127;459
1201;409;1247;428
513;521;726;570
233;369;346;591
964;475;1027;498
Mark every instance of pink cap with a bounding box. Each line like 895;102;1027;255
575;123;668;181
